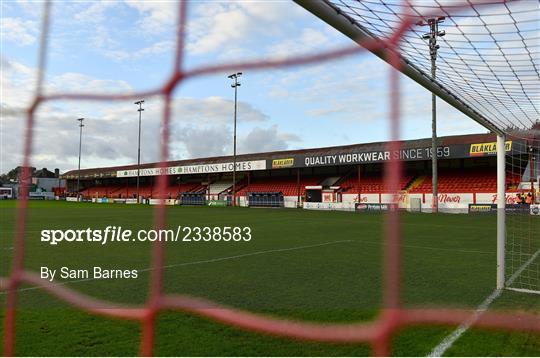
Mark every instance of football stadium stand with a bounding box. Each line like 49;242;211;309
61;133;538;211
339;174;414;193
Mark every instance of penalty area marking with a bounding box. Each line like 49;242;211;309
0;240;352;295
428;248;540;357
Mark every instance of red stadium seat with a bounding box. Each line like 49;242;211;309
237;177;321;196
408;168;511;193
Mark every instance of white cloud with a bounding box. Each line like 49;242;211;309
50;1;178;63
100;40;175;62
171;96;268;125
168;97;300;158
0;56;139;173
186;1;303;56
1;56;301;173
73;0;116;23
123;0;177;36
11;0;43;18
175;125;230;158
0;57;36;113
262;59;388;124
0;17;38;46
239;125;301;154
47;72;132;94
188;7;250;55
174;123;301;159
266;27;331;59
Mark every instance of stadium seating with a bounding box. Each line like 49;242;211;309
247;192;284;207
133;183;202;198
208;180;233;195
189;184;207;194
81;182;201;198
237;176;322;196
78;168;523;199
179;192;206;205
410;169;498;193
81;185;124;197
339;174;413;193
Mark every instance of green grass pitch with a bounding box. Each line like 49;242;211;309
0;200;538;356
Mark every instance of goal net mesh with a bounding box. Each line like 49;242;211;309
1;0;539;356
321;0;539;131
506;135;540;294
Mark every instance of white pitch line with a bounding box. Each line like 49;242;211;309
148;240;353;272
0;240;352;295
428;248;540;357
428;289;502;357
506;287;540;295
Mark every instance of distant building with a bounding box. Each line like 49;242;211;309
4;167;65;198
33;167;57;178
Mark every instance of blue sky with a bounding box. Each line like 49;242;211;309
1;0;488;173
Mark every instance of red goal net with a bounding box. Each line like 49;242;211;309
1;1;538;356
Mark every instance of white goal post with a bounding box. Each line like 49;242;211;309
497;134;506;290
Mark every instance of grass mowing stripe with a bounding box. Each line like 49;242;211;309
428;248;540;357
0;240;352;295
338;237;494;255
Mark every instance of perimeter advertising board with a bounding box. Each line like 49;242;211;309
468;204;497;213
355;203;398;211
468;203;533;214
207;200;228;207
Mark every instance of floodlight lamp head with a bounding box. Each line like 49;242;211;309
422;33;431;39
228;72;242;80
134;100;144;105
438;30;446;37
437;16;445;22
